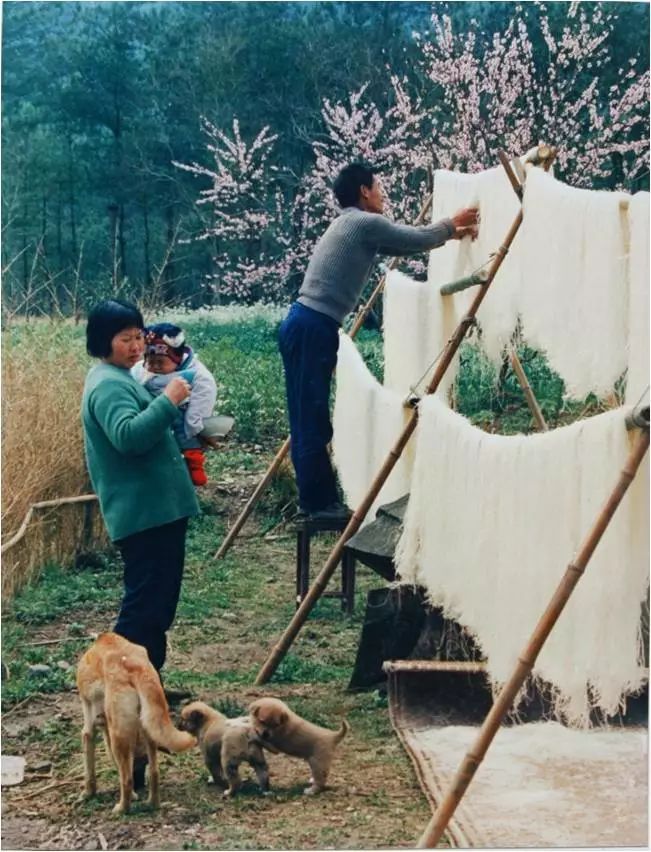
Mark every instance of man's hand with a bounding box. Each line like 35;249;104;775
163;377;191;406
451;224;479;241
451;207;479;240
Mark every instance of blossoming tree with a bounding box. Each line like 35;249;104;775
181;2;649;302
174;118;293;302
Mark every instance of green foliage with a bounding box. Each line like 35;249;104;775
1;1;434;312
456;342;597;434
190;318;287;443
4;2;647;314
352;328;384;383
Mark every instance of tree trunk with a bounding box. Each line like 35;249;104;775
67;134;78;260
21;199;29;295
164;203;175;303
56;185;63;271
118;202;127;280
108;203;119;288
41;194;47;258
143;196;151;291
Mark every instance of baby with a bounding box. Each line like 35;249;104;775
132;322;221;486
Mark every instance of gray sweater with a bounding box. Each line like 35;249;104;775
297;207;455;324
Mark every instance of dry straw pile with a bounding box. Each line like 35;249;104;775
2;320;106;600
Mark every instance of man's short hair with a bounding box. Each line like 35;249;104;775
86;299;144;358
333;162;375;209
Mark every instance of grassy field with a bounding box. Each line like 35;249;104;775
1;308;608;850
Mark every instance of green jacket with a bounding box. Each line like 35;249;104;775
81;362;199;541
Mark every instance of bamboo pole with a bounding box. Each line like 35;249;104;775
439;270;489;296
254;152;534;685
213;435;292;559
214;192;433;561
417;425;650;848
509;348;549;431
1;494;98;554
498;148;550;432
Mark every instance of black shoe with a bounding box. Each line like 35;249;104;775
308;502;352;522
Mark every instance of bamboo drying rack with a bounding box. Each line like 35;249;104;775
417;416;649;847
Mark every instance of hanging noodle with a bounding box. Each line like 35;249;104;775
396;395;649;726
426;165;636;400
519;168;629;399
625;191;650;405
332;334;413;524
383;269;458;399
429;166;523;365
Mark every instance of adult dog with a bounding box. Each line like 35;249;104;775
249;697;349;794
179;701;270;797
76;633;195;814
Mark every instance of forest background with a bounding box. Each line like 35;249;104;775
2;0;650;315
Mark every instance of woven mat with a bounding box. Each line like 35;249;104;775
388;670;648;848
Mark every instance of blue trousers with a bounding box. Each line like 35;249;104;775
114;517;188;671
278;302;340;513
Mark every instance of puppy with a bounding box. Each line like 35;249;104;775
179;701;270;797
249;697;349;794
76;633;196;814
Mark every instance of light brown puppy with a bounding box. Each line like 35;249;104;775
179;701;270;797
249;697;349;794
76;633;196;814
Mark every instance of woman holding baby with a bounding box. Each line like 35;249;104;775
82;299;198;675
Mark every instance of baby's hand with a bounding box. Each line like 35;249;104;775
164;377;191;405
199;435;221;450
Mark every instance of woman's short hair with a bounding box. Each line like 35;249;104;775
86;299;144;358
333;162;375;208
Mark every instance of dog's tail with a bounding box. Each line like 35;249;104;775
127;662;196;753
334;719;350;744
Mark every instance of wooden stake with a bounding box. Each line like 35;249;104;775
509;348;549;431
214;191;434;561
214;436;291;559
500;147;552;433
254;154;529;686
417;425;649;848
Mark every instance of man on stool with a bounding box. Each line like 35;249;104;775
279;162;479;521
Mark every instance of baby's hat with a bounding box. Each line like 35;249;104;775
144;322;187;365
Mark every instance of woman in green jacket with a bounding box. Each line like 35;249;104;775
82;299;199;672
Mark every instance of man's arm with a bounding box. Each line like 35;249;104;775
369;207;478;256
371;217;455;256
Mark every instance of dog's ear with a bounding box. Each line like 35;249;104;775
182;709;203;731
279;709;288;726
250;703;260;720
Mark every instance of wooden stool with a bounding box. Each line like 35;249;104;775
295;516;356;614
